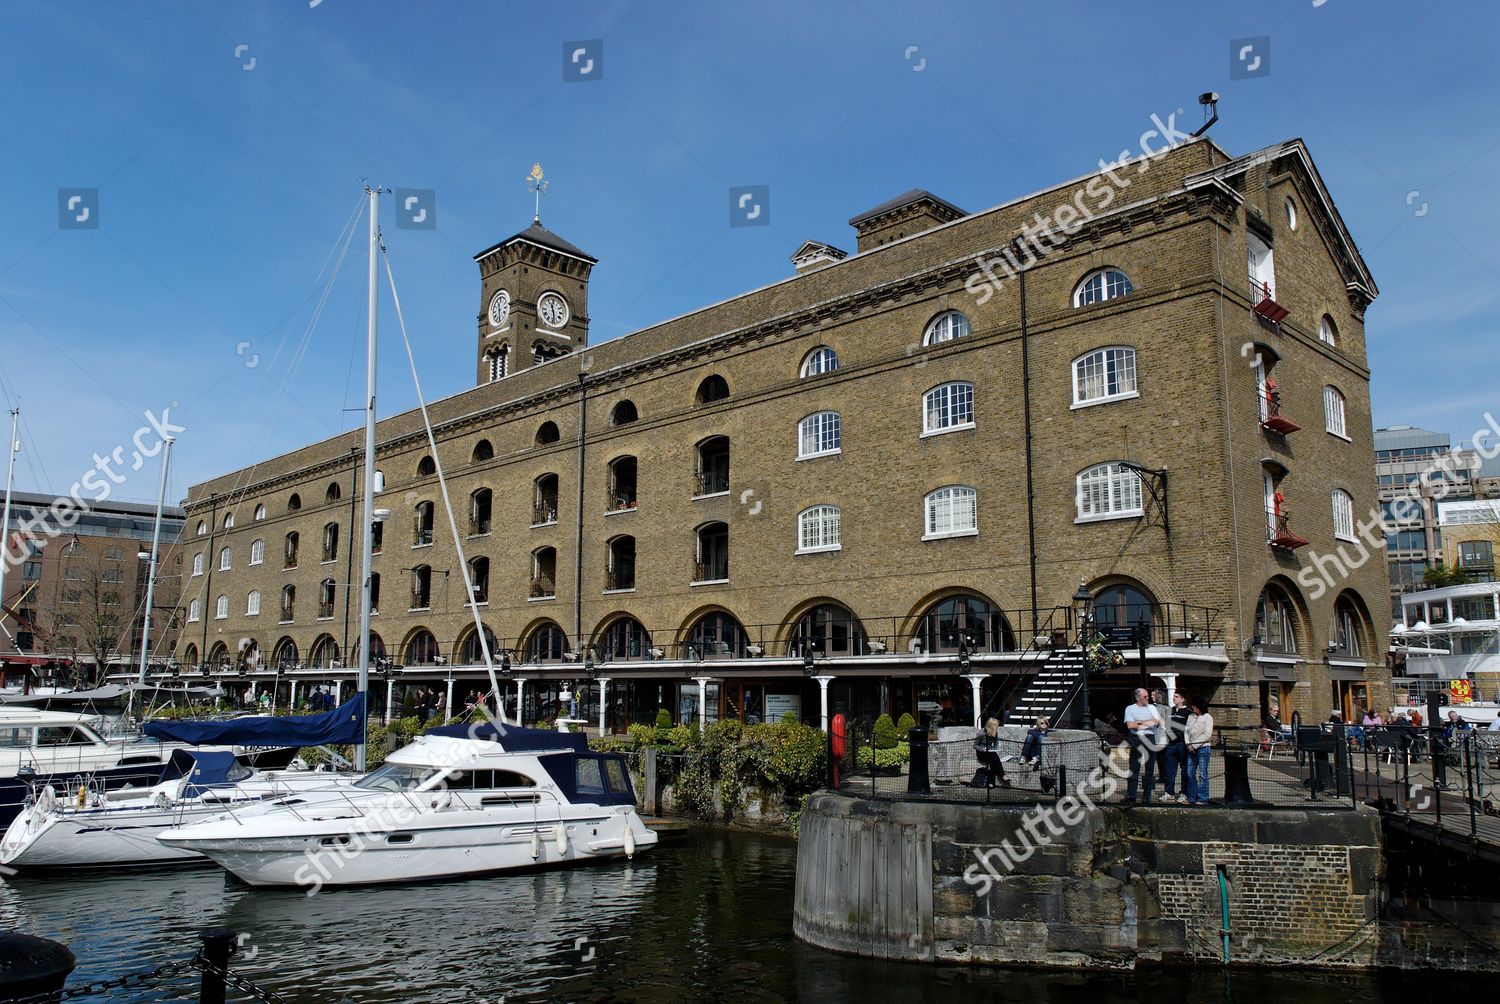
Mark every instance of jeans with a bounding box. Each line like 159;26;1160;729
1162;743;1188;796
1188;747;1212;804
1125;734;1156;801
1021;732;1043;762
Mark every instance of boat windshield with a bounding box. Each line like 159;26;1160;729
354;764;441;792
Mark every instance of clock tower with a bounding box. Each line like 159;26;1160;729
472;220;595;386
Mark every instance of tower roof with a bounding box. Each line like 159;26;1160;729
474;222;596;264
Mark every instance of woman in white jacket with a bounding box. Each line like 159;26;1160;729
1184;698;1214;806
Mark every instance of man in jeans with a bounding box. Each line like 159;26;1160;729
1161;692;1192;803
1123;688;1161;804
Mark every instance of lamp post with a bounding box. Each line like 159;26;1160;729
804;650;835;733
1073;580;1094;730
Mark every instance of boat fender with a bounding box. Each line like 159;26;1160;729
76;785;88;808
624;824;636;859
530;831;541;860
154;791;173;811
554;822;568;856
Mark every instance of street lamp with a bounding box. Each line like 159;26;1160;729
1073;580;1094;730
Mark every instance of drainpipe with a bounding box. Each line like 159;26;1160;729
574;373;587;651
1216;863;1231;964
1020;256;1039;636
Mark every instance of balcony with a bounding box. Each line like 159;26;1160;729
1258;388;1300;436
409;591;431;611
606;492;637;514
1249;277;1289;324
1267;509;1310;551
532;503;558;527
279;607;295;623
412;527;434;547
317;601;335;619
284;554;298;570
468;516;491;537
529;576;555;599
605;567;635;591
694;470;729;497
693;559;728;584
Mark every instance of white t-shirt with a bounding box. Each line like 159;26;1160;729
1124;702;1160;739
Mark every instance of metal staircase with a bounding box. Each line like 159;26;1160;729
1002;648;1089;726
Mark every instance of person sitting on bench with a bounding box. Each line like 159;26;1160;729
1020;717;1050;766
971;718;1010;788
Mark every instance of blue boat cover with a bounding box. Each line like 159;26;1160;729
143;692;365;746
161;748;238;787
424;721;587;752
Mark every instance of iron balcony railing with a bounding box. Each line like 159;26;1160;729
412;525;434;547
606;490;638;513
532;502;558;526
469;515;491;536
605;568;635;591
694;468;729;496
693;560;728;582
529;576;555;598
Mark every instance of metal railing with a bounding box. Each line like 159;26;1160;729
694;469;729;496
532;502;558;526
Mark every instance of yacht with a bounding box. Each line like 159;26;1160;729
0;749;351;869
159;723;657;888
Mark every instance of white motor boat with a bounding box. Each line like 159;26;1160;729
0;749;353;869
159;723;657;888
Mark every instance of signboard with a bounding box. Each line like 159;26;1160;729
765;693;801;724
1099;624;1145;648
1450;679;1473;705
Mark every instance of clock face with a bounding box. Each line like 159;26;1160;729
537;292;569;329
487;290;510;328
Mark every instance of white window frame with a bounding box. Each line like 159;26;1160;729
218;547;232;571
246;590;261;617
1071;346;1139;408
187;598;200;623
800;346;839;378
1075;462;1144;523
797;411;842;459
923;311;970;346
1318;316;1337;346
1332;490;1356;542
922;382;975;437
1073;268;1134;307
223;513;234;529
196;520;206;536
797;505;842;554
1248;232;1275;300
191;553;203;577
253;504;266;521
1285;198;1297;230
1323;386;1348;440
923;486;978;540
249;538;264;566
215;595;229;620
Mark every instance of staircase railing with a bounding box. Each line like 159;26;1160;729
977;606;1072;725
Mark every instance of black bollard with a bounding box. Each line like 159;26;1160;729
1332;721;1351;798
1222;749;1254;805
907;726;931;795
198;929;235;1004
0;933;75;1003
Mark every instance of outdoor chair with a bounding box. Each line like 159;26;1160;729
1258;727;1287;759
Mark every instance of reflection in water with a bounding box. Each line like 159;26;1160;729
0;830;1485;1003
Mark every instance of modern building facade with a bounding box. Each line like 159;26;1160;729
161;136;1391;734
1374;425;1480;617
0;490;184;689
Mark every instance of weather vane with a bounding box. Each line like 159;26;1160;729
528;163;547;224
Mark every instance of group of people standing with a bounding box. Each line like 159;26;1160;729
1123;688;1214;805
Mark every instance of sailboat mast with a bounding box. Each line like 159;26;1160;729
135;435;173;687
356;186;379;773
0;409;17;645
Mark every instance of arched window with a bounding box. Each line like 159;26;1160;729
686;611;746;660
254;504;266;521
1072;347;1138;406
800;346;839;378
188;598;201;623
915;595;1013;653
531;547;557;598
284;531;299;568
207;641;229;668
271;637;299;669
486;344;509;382
524;621;568;663
182;643;199;666
104;545;123;561
309;635;340;669
1323;385;1347;438
1332;489;1356;541
223;512;235;529
1074;268;1133;307
1285;197;1297;230
1318;315;1337;346
192;553;204;577
280;585;295;621
369;573;381;615
409;565;432;610
923;382;975;434
249;538;264;565
695;437;730;496
460;624;498;664
607;535;636;591
610;400;639;426
469;488;492;536
923;311;970;346
218;546;232;571
797;506;842;553
413;501;434;546
246;590;261;616
1092;582;1155;638
405;629;440;666
1333;594;1365;659
608;456;638;511
322;522;339;562
468;556;489;605
417;455;436;477
694;522;729;582
696;375;730;404
237;639;260;672
535;421;560;446
791;603;865;657
196;520;207;536
326;483;341;503
318;578;336;618
1075;462;1143;521
797;411;842;458
597;617;651;662
349;632;385;664
923;486;977;539
472;439;494;462
1254;584;1299;655
533;475;559;525
287;493;301;512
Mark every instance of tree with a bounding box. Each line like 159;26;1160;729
1422;563;1469;588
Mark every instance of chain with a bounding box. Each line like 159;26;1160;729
191;952;292;1004
2;958;194;1004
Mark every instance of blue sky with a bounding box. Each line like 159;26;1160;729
1;0;1496;504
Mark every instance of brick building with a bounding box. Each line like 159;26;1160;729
162;136;1390;734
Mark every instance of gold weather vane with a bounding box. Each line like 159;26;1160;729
528;163;547;224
